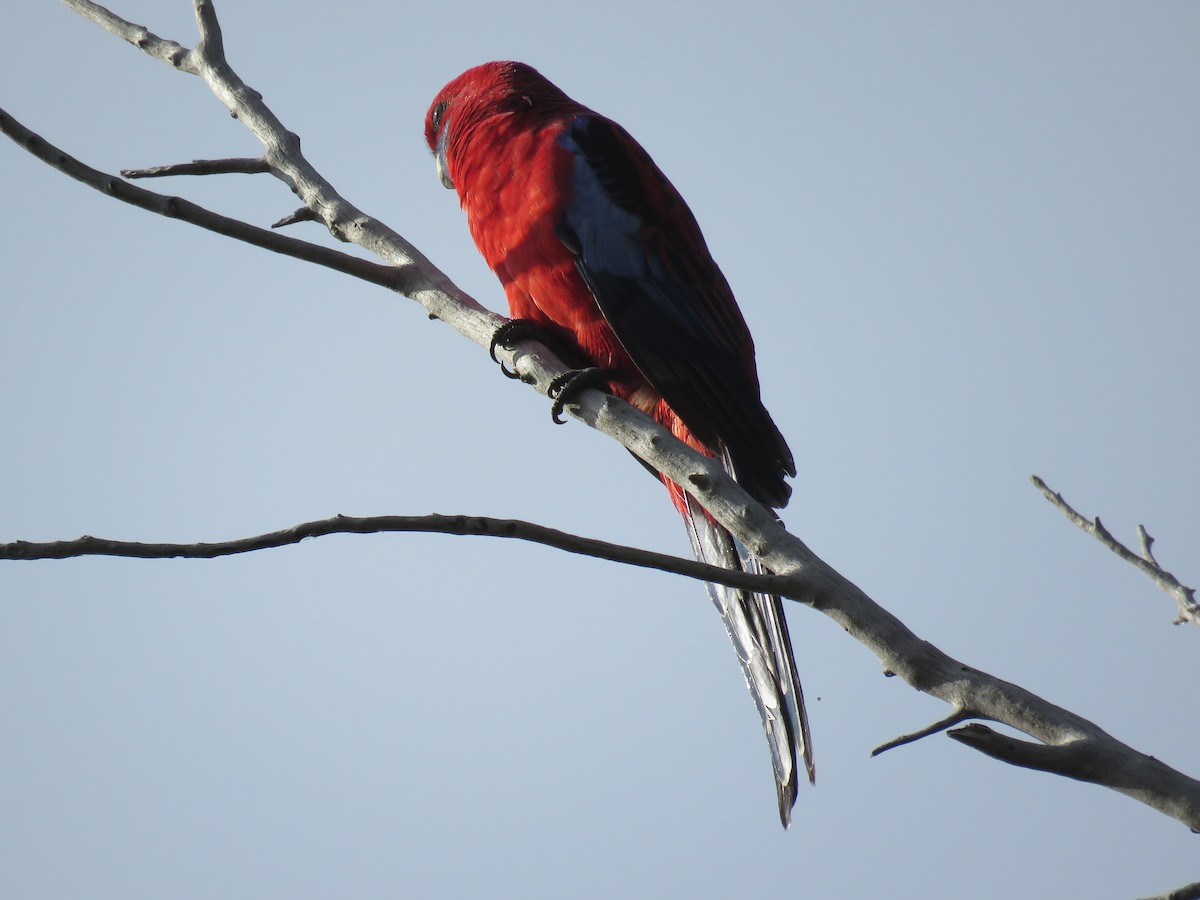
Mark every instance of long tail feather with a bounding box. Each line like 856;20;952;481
677;486;813;827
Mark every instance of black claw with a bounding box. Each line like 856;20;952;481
490;320;540;379
547;367;614;424
488;318;544;371
550;394;571;424
488;318;596;386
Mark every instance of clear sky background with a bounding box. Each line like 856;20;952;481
2;2;1198;898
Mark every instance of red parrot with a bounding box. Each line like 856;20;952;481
425;61;812;825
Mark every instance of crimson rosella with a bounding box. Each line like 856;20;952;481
425;61;812;825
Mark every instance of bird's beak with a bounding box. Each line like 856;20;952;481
435;120;454;190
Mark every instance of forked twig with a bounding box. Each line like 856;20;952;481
1032;476;1199;628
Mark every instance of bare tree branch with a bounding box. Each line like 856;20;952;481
948;722;1199;820
66;0;196;70
1032;476;1199;628
64;0;510;354
0;513;797;598
3;0;1197;838
0;108;401;291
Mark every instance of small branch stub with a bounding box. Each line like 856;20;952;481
872;708;974;756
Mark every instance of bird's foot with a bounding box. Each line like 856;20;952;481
547;367;616;424
489;318;559;379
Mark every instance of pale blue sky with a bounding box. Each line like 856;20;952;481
2;2;1198;897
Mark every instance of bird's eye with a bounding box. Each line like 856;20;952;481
431;100;449;133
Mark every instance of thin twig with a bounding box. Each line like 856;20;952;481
123;157;270;178
64;0;196;71
0;513;801;599
871;708;975;756
1032;476;1199;628
0;108;404;292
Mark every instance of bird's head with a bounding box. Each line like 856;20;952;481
424;61;568;191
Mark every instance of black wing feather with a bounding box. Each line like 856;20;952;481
556;115;794;507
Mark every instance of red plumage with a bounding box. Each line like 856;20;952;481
426;61;811;825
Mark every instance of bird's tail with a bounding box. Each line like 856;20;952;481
669;467;813;827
